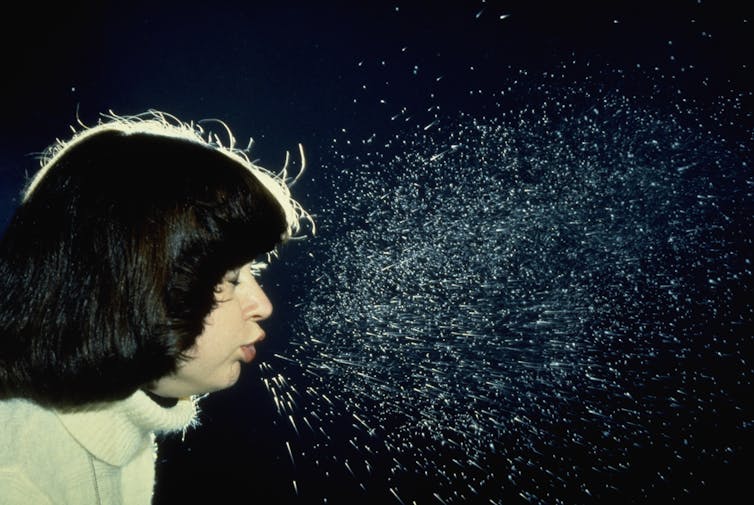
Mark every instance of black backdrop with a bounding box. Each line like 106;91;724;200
1;1;751;504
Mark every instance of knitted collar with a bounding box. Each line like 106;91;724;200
56;390;198;467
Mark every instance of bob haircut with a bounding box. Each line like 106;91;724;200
0;111;309;409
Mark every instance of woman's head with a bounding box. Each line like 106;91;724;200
0;111;309;408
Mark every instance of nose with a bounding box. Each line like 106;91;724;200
242;277;273;321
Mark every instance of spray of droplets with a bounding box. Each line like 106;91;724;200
258;77;752;504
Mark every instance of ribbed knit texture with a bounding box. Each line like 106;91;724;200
0;390;197;504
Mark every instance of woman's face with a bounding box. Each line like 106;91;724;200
149;262;272;398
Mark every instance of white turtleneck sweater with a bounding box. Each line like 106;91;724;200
0;390;197;504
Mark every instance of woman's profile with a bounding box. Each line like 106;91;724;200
0;110;310;504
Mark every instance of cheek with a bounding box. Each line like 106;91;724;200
199;302;245;343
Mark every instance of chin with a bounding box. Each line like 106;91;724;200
222;364;242;388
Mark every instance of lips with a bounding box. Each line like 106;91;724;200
240;332;265;363
240;343;256;363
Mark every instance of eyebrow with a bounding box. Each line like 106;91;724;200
222;268;241;280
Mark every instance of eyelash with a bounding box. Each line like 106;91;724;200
223;262;266;289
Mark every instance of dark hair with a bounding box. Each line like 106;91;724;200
0;113;306;409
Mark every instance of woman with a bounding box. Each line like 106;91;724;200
0;110;310;504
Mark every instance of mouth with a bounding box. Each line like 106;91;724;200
240;332;266;363
240;343;257;363
253;331;266;344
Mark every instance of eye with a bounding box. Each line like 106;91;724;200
223;269;241;286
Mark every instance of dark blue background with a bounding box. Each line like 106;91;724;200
1;0;751;227
1;1;751;503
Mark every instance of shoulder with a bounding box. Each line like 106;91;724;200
0;398;61;450
0;400;72;504
0;467;54;505
0;398;96;494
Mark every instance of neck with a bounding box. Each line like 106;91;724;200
143;389;179;408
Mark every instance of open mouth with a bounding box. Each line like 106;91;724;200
240;343;256;363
